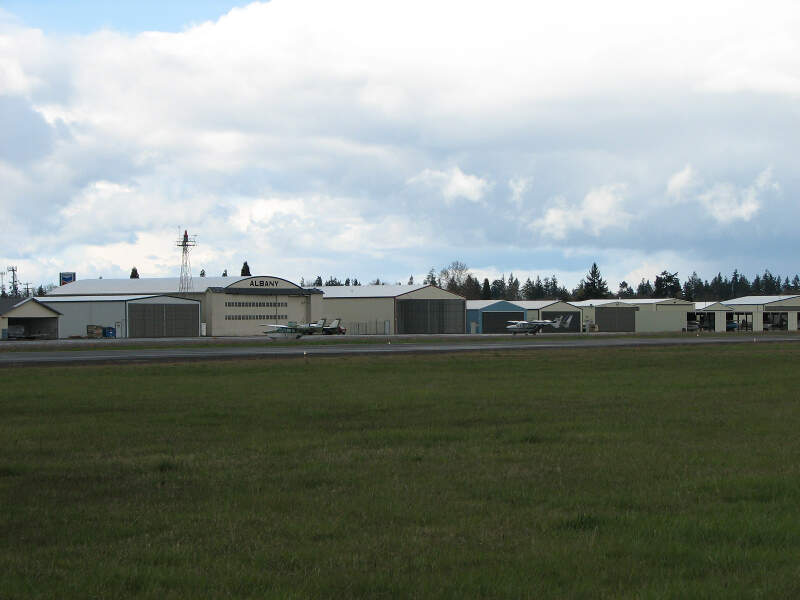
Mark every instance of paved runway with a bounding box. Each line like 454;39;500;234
1;334;798;366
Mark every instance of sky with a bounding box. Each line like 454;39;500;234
1;0;798;291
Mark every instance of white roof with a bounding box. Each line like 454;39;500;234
570;298;630;307
47;276;249;295
723;295;800;306
40;295;177;303
313;284;430;298
466;300;501;310
513;300;576;310
571;298;686;307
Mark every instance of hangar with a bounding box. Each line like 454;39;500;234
316;285;465;335
0;297;61;340
719;295;800;332
572;298;693;332
47;276;322;337
466;300;582;334
39;295;200;338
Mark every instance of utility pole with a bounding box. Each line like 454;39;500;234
7;266;19;297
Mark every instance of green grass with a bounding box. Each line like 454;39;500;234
2;344;800;598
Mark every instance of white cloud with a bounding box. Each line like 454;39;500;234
509;177;532;208
1;1;800;285
698;167;778;224
534;184;631;240
408;166;490;205
666;164;698;201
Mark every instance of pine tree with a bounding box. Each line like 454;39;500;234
241;261;251;276
577;263;608;300
481;278;491;300
130;267;139;279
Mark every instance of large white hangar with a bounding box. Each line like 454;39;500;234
47;276;322;337
315;284;466;335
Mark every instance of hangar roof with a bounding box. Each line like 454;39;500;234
571;298;687;307
47;276;256;295
40;295;164;302
723;295;800;306
0;297;62;316
315;284;431;298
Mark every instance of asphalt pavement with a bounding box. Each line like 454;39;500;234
1;333;798;366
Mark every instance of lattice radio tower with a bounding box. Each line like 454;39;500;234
176;230;197;293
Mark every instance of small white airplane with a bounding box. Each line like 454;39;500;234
262;318;326;339
507;314;573;335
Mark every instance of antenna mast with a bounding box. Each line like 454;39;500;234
7;266;19;297
176;230;197;293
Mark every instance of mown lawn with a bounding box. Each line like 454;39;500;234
2;344;800;598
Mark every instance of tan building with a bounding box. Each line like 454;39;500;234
316;284;465;334
716;295;800;332
0;297;61;340
46;275;321;337
571;298;693;332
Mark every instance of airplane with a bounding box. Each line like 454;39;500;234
506;314;574;335
262;318;327;339
322;318;346;335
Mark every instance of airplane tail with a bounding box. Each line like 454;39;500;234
553;315;573;329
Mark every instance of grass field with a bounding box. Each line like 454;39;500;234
2;344;800;598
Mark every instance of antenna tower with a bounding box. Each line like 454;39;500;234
176;230;197;293
7;266;19;297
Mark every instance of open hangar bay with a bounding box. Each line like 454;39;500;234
3;275;799;341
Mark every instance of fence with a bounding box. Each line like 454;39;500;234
344;320;392;335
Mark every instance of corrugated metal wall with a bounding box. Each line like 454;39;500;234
396;299;465;334
595;307;636;332
482;311;523;333
129;304;199;338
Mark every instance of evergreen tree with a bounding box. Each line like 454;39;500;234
534;276;545;299
574;263;609;300
617;281;635;298
654;271;681;298
463;275;482;299
423;268;438;286
636;278;654;298
240;261;251;276
130;267;139;279
682;272;704;301
521;278;535;300
490;276;507;300
481;278;491;300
